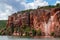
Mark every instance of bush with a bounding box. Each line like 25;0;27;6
51;32;54;36
0;32;1;35
21;25;31;37
56;3;60;7
32;29;36;36
36;30;42;36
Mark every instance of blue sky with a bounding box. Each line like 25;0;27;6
0;0;60;20
45;0;56;5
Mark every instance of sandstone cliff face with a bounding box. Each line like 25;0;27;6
7;7;60;36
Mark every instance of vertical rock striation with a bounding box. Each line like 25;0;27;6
7;7;60;36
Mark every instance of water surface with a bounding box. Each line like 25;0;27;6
0;36;60;40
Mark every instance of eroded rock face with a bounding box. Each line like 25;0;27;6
7;7;60;36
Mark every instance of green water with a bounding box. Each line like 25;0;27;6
0;36;60;40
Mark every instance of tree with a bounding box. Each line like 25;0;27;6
56;3;60;7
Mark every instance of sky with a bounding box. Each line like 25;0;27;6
0;0;60;20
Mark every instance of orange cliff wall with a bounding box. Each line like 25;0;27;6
7;7;60;35
50;8;60;33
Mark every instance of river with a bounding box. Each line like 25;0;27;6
0;36;60;40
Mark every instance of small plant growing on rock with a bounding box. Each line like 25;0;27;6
51;32;54;36
36;29;42;36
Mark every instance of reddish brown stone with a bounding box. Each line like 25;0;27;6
7;7;60;36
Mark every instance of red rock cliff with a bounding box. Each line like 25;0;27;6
7;7;60;36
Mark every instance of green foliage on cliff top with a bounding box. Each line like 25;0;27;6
21;3;60;13
13;3;60;15
37;3;60;9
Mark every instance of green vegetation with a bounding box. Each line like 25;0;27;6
0;20;7;30
37;3;60;9
21;25;31;37
32;29;36;36
32;29;42;36
51;32;55;36
36;29;42;36
0;3;60;37
15;3;60;14
56;3;60;7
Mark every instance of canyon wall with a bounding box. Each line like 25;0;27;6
7;7;60;36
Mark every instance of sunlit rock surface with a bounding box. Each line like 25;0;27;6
7;7;60;36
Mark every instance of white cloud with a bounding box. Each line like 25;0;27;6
16;0;49;10
0;3;16;20
55;1;60;5
0;0;49;20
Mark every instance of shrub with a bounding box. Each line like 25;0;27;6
32;29;36;36
36;30;42;36
51;32;54;36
